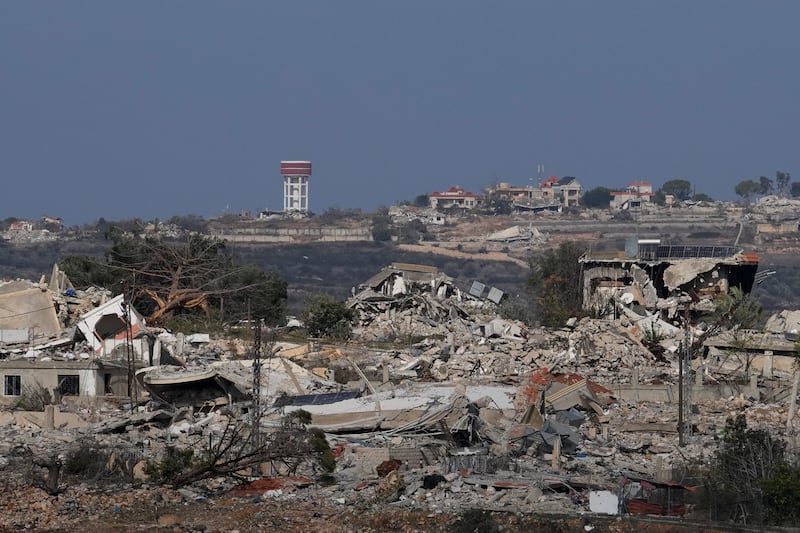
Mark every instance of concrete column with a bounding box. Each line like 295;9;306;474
44;405;55;430
175;333;185;356
763;351;774;378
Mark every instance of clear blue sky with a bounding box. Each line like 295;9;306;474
2;2;798;225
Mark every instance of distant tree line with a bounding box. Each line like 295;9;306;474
734;171;793;205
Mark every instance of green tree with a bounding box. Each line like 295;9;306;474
371;211;392;242
761;463;800;525
691;192;714;202
59;255;118;289
734;179;760;205
759;176;774;196
660;179;693;201
776;171;791;198
412;194;430;208
580;187;612;208
709;286;762;331
396;219;427;244
218;265;287;325
706;286;763;374
301;294;356;339
499;294;538;326
480;191;513;215
705;414;786;524
526;241;585;327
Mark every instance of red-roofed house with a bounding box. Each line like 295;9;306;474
610;181;655;209
521;176;584;207
40;215;63;228
429;186;480;210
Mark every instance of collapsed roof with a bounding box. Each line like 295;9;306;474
348;263;483;343
580;243;759;318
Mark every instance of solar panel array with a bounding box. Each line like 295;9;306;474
638;244;737;261
272;390;360;408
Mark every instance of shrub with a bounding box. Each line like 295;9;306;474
143;446;196;483
526;241;585;327
499;295;537;327
64;446;111;480
451;510;500;533
641;321;665;344
761;463;800;525
301;294;356;340
15;382;52;411
705;414;786;524
309;427;336;473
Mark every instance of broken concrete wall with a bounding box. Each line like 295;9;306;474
0;281;61;340
580;250;759;321
74;294;150;361
0;360;130;401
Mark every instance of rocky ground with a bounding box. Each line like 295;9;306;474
0;477;738;533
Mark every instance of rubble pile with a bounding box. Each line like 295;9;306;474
1;261;800;529
348;264;486;343
751;194;800;217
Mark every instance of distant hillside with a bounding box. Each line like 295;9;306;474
231;241;529;314
0;238;528;315
1;224;798;317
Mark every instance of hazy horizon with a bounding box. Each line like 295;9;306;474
2;2;798;225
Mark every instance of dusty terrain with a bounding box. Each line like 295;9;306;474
0;478;736;533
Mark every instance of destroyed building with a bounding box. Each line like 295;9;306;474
580;240;759;319
0;266;175;402
5;255;800;530
347;262;483;343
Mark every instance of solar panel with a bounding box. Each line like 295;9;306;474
638;244;737;260
272;391;360;408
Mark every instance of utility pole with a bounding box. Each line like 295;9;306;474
678;304;693;447
251;319;262;448
124;295;137;412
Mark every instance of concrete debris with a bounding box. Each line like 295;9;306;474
485;225;547;244
765;309;800;336
752;194;800;215
580;245;759;320
347;263;482;343
0;279;64;341
3;262;800;529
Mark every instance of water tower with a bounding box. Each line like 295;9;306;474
280;160;311;213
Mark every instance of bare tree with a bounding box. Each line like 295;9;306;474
62;233;287;326
161;410;331;488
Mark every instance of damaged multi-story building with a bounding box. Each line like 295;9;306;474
580;240;760;320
